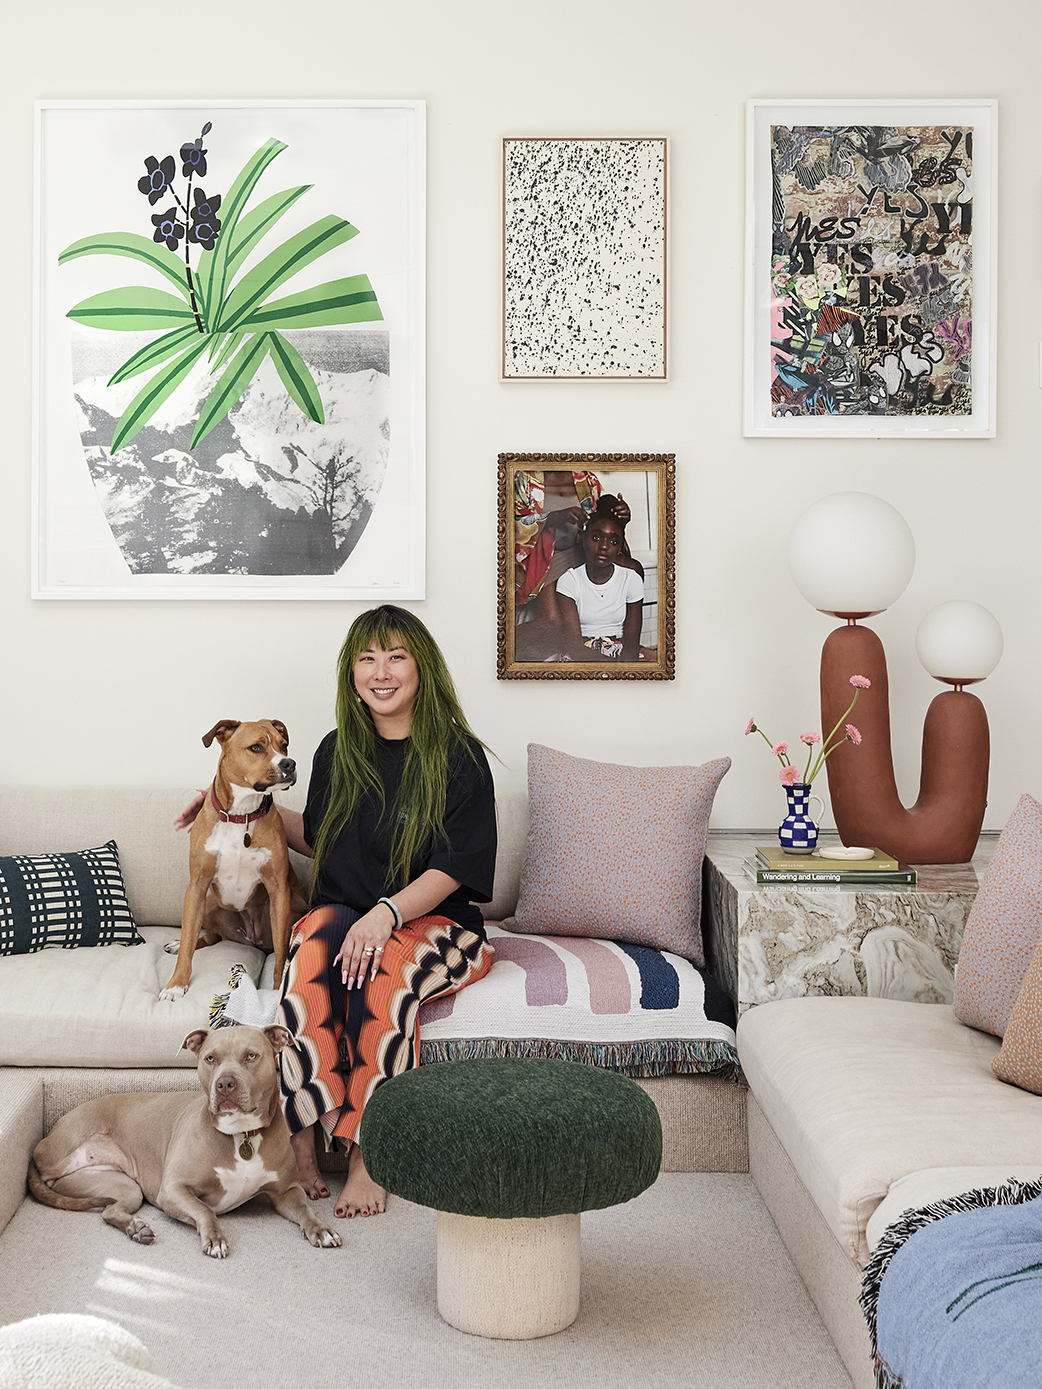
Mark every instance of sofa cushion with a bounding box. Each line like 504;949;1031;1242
866;1166;1042;1254
953;792;1042;1037
736;997;1042;1266
0;841;141;955
992;930;1042;1093
0;927;265;1067
504;744;730;964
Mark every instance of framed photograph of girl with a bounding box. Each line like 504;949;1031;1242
497;452;675;680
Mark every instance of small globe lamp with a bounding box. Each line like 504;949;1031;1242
788;494;999;864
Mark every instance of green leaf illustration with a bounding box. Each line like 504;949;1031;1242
199;138;288;330
58;233;192;301
224;185;312;276
216;216;361;332
208;330;245;373
267;331;325;424
67;286;198;332
110;336;213;453
107;324;203;385
236;274;382;331
190;334;272;447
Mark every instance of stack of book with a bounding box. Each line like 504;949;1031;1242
747;846;916;887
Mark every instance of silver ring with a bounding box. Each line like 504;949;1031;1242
374;946;385;953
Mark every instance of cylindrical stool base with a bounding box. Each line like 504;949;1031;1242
437;1210;580;1339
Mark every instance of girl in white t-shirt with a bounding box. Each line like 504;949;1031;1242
553;500;644;661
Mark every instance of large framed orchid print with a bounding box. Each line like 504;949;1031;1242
744;99;996;438
34;99;425;599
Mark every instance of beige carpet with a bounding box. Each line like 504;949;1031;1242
0;1174;853;1389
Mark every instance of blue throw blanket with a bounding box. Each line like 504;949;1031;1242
861;1179;1042;1388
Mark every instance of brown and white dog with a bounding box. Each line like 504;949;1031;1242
28;1025;340;1258
161;719;307;999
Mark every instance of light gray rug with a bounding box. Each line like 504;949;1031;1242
0;1174;853;1389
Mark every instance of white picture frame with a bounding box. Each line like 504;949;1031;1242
502;137;667;380
34;98;426;599
744;99;997;438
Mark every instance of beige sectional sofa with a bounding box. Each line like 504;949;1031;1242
736;995;1042;1389
0;785;748;1247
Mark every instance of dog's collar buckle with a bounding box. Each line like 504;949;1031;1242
209;783;273;848
238;1130;260;1161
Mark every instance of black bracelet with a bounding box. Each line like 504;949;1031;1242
377;896;403;930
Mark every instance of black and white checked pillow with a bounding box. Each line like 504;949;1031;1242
0;840;143;955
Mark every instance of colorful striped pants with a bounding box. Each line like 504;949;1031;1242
276;905;494;1148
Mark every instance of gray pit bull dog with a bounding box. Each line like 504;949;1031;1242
28;1025;340;1258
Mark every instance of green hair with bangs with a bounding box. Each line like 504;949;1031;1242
309;605;486;896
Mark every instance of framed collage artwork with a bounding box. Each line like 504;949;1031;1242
745;99;996;438
34;98;426;599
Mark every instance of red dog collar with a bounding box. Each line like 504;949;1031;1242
209;782;273;848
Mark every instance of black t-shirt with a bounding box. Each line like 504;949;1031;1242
302;730;497;935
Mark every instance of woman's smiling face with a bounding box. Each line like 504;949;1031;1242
352;639;420;733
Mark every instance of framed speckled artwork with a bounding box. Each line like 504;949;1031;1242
498;452;675;681
745;99;997;437
502;138;667;380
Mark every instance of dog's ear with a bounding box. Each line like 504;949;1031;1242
268;720;289;747
262;1024;293;1055
202;720;240;748
181;1029;210;1054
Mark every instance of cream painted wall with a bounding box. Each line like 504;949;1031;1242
2;0;1040;833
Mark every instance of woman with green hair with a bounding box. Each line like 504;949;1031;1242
275;605;497;1219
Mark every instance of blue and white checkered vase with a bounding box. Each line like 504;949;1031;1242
778;782;820;852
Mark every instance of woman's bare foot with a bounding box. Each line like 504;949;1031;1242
335;1142;387;1218
290;1125;329;1200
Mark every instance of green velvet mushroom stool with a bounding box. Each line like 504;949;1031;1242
359;1058;663;1339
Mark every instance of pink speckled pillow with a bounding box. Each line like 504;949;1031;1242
953;793;1042;1037
993;933;1042;1093
504;744;731;964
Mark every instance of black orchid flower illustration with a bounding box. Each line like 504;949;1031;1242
188;188;222;250
150;206;185;252
138;154;176;205
180;138;208;179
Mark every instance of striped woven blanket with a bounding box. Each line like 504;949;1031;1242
417;924;739;1078
861;1179;1042;1388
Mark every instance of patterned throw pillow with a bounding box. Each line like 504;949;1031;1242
0;840;142;955
953;793;1042;1037
503;744;731;965
993;932;1042;1093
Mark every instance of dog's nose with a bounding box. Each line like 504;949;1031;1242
279;758;296;776
215;1074;239;1099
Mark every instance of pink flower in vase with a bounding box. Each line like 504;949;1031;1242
745;718;757;735
849;675;871;689
771;742;789;758
779;765;800;786
800;732;821;745
845;724;862;745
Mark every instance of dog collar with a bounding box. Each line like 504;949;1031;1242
210;782;273;848
238;1130;261;1161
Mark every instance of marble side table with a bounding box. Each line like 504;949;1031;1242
701;832;998;1014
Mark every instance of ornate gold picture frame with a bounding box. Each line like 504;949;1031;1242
498;453;675;680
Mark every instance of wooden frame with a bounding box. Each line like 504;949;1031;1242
744;99;997;438
502;138;667;380
498;453;675;680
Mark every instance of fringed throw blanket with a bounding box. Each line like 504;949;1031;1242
416;924;739;1079
861;1178;1042;1389
210;923;739;1081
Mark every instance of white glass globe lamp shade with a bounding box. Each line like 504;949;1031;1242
915;601;1003;688
788;492;916;618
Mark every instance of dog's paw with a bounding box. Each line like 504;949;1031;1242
159;985;187;1001
305;1224;342;1249
202;1236;229;1259
127;1218;155;1245
163;941;181;955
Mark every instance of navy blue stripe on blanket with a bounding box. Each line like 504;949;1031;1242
615;943;680;1010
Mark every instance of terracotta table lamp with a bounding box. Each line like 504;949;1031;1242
788;492;1002;865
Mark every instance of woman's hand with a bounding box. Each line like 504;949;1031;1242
334;902;397;989
173;789;207;833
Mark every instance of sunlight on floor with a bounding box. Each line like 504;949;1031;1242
84;1254;228;1334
